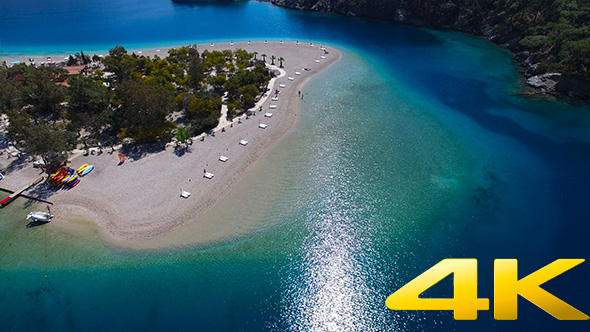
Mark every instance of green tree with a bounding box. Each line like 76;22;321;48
67;76;111;134
270;55;276;65
6;111;75;171
174;126;191;147
0;65;24;113
188;53;204;91
22;66;67;120
117;79;175;142
278;56;285;68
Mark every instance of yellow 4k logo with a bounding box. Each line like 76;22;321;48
385;259;588;320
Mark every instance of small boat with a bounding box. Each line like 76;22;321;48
68;178;81;188
77;164;89;174
64;175;79;186
49;169;68;183
26;211;53;223
78;164;94;176
60;170;77;184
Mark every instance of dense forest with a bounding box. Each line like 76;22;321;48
272;0;590;100
0;46;272;170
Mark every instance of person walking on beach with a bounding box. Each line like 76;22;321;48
298;91;301;97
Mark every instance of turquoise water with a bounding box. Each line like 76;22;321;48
1;1;589;331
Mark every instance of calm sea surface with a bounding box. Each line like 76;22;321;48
1;1;589;331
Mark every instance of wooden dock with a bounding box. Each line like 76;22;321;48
0;176;47;207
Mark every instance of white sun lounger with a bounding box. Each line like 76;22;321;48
180;190;191;198
288;77;294;81
279;84;286;88
315;60;320;63
295;71;301;75
239;140;248;146
269;104;277;109
259;123;267;129
271;96;279;101
320;56;326;59
219;155;228;162
264;112;273;117
204;172;214;179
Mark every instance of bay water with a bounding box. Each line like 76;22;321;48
1;1;589;331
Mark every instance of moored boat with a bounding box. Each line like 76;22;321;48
26;211;53;223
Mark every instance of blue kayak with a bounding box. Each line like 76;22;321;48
79;165;94;176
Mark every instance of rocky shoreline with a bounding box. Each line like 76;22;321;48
270;0;590;103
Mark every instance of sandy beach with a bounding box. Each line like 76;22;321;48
0;42;340;248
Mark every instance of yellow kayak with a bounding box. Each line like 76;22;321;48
77;164;89;175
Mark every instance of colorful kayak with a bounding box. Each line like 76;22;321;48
60;169;77;184
67;178;81;188
77;164;89;174
49;169;68;184
64;174;79;186
78;165;94;176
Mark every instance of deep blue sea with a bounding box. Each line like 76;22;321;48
1;1;589;331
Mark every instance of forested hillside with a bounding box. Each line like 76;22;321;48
271;0;590;101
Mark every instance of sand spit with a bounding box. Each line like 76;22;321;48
0;42;340;248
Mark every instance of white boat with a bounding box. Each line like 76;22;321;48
26;211;53;223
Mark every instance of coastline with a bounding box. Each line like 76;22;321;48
0;41;341;249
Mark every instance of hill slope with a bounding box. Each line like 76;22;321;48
271;0;590;101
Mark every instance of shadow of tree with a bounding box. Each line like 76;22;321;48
2;155;30;175
120;141;167;161
27;182;60;201
174;145;192;157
